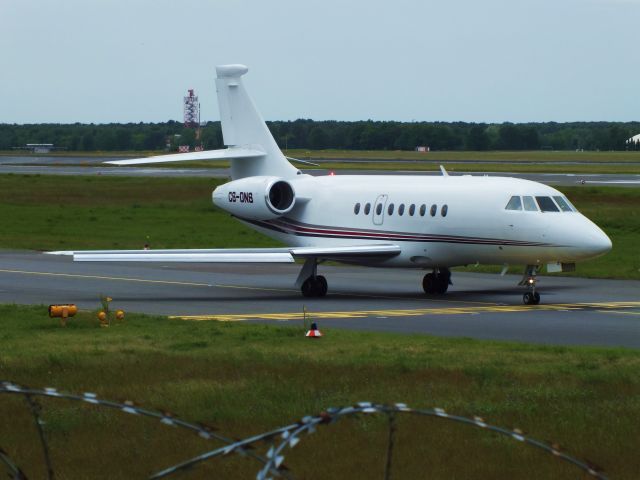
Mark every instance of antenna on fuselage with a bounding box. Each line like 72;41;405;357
439;165;449;176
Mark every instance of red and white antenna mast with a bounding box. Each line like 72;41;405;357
183;89;200;128
183;88;202;150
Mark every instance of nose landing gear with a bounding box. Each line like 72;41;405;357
519;265;541;305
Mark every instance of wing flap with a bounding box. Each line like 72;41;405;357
290;244;401;259
105;147;265;166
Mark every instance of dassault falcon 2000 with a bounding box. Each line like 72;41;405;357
53;64;612;305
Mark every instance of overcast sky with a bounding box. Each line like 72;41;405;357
1;0;639;124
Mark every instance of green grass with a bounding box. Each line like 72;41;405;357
0;174;637;279
290;149;640;162
1;304;639;478
0;175;279;251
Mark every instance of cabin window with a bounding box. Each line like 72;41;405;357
387;203;395;215
522;196;538;211
398;204;405;216
364;203;371;215
419;204;426;216
553;196;574;212
354;203;361;214
505;196;522;211
441;205;448;217
536;196;560;212
430;204;437;217
409;204;416;216
376;203;383;215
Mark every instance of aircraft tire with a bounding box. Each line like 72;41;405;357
523;292;540;305
434;274;449;294
316;275;328;297
422;273;436;294
424;270;450;295
302;277;315;297
301;276;328;297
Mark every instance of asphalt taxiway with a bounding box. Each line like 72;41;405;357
1;251;638;348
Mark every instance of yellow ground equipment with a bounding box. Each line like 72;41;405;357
48;304;78;326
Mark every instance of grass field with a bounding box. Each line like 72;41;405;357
285;149;640;163
0;174;637;279
1;304;639;479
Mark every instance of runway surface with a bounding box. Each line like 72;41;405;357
1;251;639;348
1;161;639;187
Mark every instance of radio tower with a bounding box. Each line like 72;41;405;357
183;89;200;127
183;89;202;150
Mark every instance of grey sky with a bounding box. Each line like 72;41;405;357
1;0;639;123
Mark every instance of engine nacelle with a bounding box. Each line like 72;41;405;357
212;176;296;220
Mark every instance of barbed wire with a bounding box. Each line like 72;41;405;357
1;381;608;479
0;381;288;480
0;446;26;479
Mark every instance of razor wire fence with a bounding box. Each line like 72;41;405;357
0;381;607;479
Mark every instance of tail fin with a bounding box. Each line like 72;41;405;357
215;64;297;180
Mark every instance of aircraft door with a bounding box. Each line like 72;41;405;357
372;194;388;225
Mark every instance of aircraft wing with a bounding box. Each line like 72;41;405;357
47;244;401;263
105;147;265;166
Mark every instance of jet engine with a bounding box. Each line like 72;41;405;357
212;176;296;220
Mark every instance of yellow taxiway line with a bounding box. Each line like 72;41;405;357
171;301;640;322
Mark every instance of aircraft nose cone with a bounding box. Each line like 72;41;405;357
588;228;612;256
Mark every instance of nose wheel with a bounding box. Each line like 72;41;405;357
523;290;540;305
520;265;541;305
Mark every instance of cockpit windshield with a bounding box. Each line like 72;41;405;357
553;196;575;212
505;196;522;210
535;196;560;212
505;195;577;213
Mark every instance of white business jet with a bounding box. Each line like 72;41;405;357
56;64;612;305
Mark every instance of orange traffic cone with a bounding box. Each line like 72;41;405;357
305;322;323;338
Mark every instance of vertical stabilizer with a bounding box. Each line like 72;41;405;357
215;64;297;179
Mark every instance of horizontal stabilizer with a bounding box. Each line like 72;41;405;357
105;148;265;166
47;244;400;263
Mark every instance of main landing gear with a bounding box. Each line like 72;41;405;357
422;268;451;295
301;275;328;297
519;265;541;305
297;257;328;298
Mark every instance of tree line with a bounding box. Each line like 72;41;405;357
1;120;639;152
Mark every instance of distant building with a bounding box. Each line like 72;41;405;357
26;143;54;153
415;146;430;153
627;134;640;148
